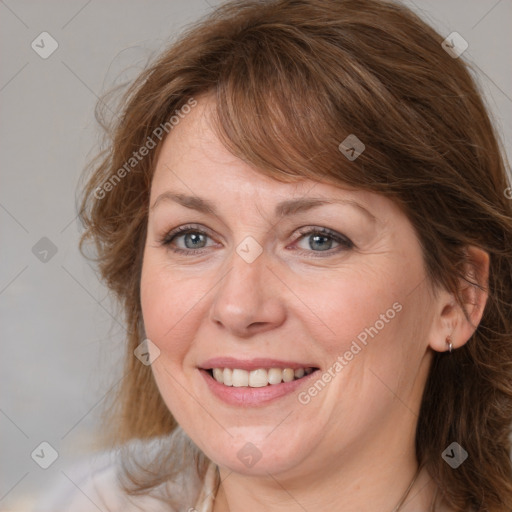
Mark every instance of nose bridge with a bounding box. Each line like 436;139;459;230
209;235;285;334
217;235;268;312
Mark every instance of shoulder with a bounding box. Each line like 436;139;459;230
32;430;207;512
32;447;173;512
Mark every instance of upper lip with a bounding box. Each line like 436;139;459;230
199;357;318;371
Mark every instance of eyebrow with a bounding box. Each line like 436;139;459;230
150;192;376;222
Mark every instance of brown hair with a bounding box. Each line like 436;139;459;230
78;0;512;510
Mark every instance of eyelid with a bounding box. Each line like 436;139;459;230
159;224;216;246
293;226;353;245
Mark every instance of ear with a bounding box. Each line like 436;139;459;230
428;245;490;353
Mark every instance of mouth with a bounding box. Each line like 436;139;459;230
205;366;317;387
198;358;321;407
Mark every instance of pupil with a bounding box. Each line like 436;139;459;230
186;233;204;248
311;235;331;251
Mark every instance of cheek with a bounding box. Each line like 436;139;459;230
140;259;187;356
140;256;214;365
321;277;430;404
139;259;202;418
299;268;403;359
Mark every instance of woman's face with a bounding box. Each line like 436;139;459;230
140;97;439;480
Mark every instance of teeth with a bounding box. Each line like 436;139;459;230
232;369;249;387
249;369;268;388
268;368;283;385
210;367;314;387
223;368;233;386
282;368;294;382
294;368;305;378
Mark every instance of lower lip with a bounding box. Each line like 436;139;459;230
199;369;319;407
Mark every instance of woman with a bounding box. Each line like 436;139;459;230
35;0;512;510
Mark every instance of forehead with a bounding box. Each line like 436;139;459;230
150;97;398;221
152;97;284;193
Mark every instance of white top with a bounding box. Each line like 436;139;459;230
32;427;219;512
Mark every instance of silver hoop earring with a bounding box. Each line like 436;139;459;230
446;335;453;353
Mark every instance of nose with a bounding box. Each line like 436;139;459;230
209;243;287;338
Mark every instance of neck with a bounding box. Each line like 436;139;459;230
212;455;439;512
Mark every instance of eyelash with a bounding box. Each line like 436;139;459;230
158;224;354;257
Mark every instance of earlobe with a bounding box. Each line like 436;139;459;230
429;245;490;353
445;334;453;353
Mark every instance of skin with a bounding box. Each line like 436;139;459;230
140;95;489;512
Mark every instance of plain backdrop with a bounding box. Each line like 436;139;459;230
1;1;511;510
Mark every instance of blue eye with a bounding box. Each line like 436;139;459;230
294;226;354;254
159;224;354;257
159;225;214;254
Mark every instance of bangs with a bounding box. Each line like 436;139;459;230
207;26;387;190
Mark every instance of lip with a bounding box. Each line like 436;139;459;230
199;357;318;371
199;367;320;407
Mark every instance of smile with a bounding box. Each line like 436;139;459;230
208;367;315;387
198;358;321;406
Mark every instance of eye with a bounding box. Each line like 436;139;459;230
159;224;214;255
158;224;354;257
291;226;354;257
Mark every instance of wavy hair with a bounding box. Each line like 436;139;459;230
78;0;512;510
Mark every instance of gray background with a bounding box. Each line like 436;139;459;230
1;1;511;510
